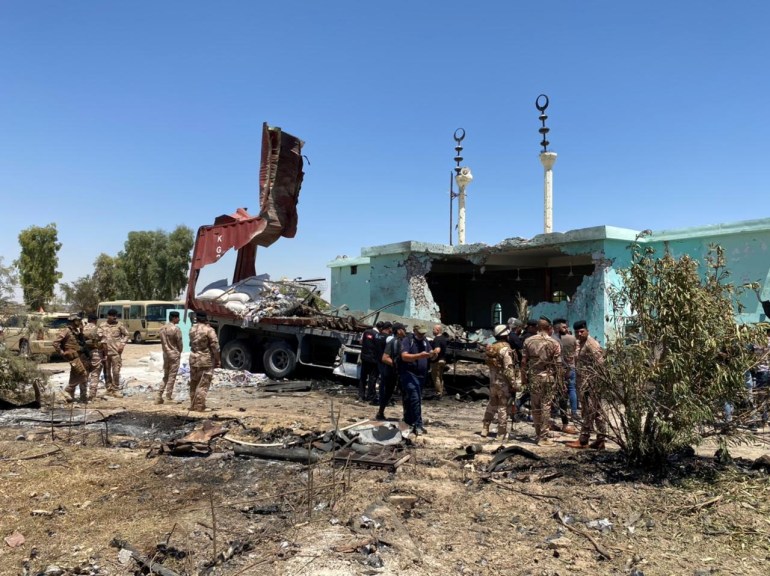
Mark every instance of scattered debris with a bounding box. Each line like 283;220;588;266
486;444;541;472
4;530;25;548
152;420;227;457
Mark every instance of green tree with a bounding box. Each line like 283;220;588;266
596;241;763;468
92;253;126;301
117;226;193;300
60;275;100;316
14;224;62;310
0;256;18;307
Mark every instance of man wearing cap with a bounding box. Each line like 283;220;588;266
481;324;516;440
566;320;606;449
82;313;104;401
156;310;183;404
377;322;405;420
521;317;562;446
399;325;436;435
430;324;449;399
53;314;89;403
358;322;382;404
189;311;220;411
97;309;129;398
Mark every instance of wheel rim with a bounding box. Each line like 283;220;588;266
271;349;290;371
229;348;246;369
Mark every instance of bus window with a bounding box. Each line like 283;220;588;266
129;305;143;319
146;303;181;322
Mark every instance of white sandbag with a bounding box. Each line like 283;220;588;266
224;292;250;304
198;288;225;301
225;301;247;314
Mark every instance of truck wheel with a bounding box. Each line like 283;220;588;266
222;340;253;371
19;339;30;358
263;341;297;379
132;331;143;344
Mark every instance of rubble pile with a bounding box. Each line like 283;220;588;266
196;274;316;321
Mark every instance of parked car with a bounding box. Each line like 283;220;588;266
0;313;71;360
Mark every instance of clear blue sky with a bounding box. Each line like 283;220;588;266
2;1;769;297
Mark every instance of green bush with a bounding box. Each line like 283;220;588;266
596;242;763;468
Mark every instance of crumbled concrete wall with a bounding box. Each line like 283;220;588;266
404;253;440;321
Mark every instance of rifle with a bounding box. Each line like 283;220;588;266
75;331;92;361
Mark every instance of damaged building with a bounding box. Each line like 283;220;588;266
328;217;770;344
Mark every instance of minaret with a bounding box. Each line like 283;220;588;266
453;129;473;245
536;94;556;234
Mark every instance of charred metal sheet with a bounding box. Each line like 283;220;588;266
333;446;411;472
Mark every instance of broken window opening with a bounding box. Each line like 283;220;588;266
350;265;358;275
492;303;502;325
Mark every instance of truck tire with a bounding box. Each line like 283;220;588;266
19;339;30;358
132;331;143;344
221;340;253;371
263;341;297;379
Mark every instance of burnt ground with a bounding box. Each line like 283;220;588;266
1;344;769;576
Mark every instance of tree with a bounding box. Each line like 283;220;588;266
60;275;100;316
15;224;62;310
92;253;126;301
0;256;18;307
117;226;193;300
595;241;763;468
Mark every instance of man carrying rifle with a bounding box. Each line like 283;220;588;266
53;314;90;403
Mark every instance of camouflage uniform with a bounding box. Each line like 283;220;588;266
158;322;183;400
81;322;103;400
522;333;561;442
52;325;89;402
98;320;129;394
483;341;515;439
189;322;220;411
576;336;605;445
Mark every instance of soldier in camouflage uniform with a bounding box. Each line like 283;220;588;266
97;309;129;397
521;317;562;446
189;311;220;411
52;314;89;403
566;320;607;450
82;314;104;401
156;311;183;404
481;325;516;441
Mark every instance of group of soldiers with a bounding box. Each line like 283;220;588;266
484;316;605;448
53;306;605;443
52;309;129;403
53;309;220;412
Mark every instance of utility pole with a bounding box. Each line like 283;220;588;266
536;94;556;234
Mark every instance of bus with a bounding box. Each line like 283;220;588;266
96;300;184;343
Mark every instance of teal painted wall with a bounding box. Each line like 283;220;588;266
329;262;371;312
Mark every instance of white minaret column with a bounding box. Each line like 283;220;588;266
539;151;557;234
455;167;473;245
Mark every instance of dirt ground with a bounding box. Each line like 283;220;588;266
1;344;770;576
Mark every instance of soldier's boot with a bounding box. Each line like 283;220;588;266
64;386;76;403
589;437;606;450
480;423;490;438
154;392;164;405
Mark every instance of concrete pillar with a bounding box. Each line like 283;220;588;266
539;151;557;234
